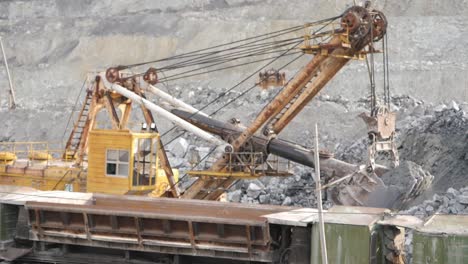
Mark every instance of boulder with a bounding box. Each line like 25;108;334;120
449;101;460;111
246;183;262;199
411;105;426;117
282;197;292;206
167;138;189;158
425;205;434;214
167;155;186;168
433;104;447;112
259;194;270;204
228;190;242;203
457;195;468;205
446;187;459;199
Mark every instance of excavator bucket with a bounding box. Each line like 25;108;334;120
360;106;399;171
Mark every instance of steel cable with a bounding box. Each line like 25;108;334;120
60;77;88;148
118;15;341;71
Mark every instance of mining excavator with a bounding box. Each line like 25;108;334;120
82;4;412;206
0;4;429;209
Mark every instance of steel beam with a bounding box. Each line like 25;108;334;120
100;73;231;152
271;52;350;134
180;36;344;200
145;84;209;117
171;109;389;178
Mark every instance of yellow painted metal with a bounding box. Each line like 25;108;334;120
0;152;16;163
0;141;78;163
186;151;292;180
63;151;76;161
149;168;180;197
28;152;52;161
299;26;369;61
0;129;178;197
0;141;83;191
87;129;134;194
187;170;292;179
86;129;176;196
0;164;82;191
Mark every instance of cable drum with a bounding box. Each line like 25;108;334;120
341;6;372;45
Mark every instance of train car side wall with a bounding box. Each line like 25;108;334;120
0;203;19;247
413;232;468;263
311;223;383;264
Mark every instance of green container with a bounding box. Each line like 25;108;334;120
310;206;387;264
0;203;19;242
413;215;468;264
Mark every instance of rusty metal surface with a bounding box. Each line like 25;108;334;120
271;51;350;134
24;195;294;262
180;42;332;200
257;69;286;89
181;6;387;201
143;67;159;85
132;83;180;198
175;51;333;197
28;195;289;224
360;105;399;171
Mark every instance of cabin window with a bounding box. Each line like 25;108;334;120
106;149;129;177
133;138;155;187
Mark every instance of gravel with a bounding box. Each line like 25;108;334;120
337;96;468;209
402;186;468;218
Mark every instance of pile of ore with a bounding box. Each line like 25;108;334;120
402;186;468;263
163;96;468;209
338;97;468;207
165;137;324;208
226;166;326;208
402;186;468;218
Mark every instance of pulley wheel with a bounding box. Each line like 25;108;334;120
143;67;159;85
106;67;121;83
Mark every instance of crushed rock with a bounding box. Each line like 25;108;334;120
401;186;468;219
173;96;467;211
337;98;468;208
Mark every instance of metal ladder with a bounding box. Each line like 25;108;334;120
64;91;93;160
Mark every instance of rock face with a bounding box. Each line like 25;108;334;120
0;0;467;213
0;0;468;145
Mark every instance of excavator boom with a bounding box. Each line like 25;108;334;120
181;6;387;200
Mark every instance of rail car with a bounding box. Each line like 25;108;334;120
0;187;466;263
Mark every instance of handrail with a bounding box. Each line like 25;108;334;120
0;141;72;163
